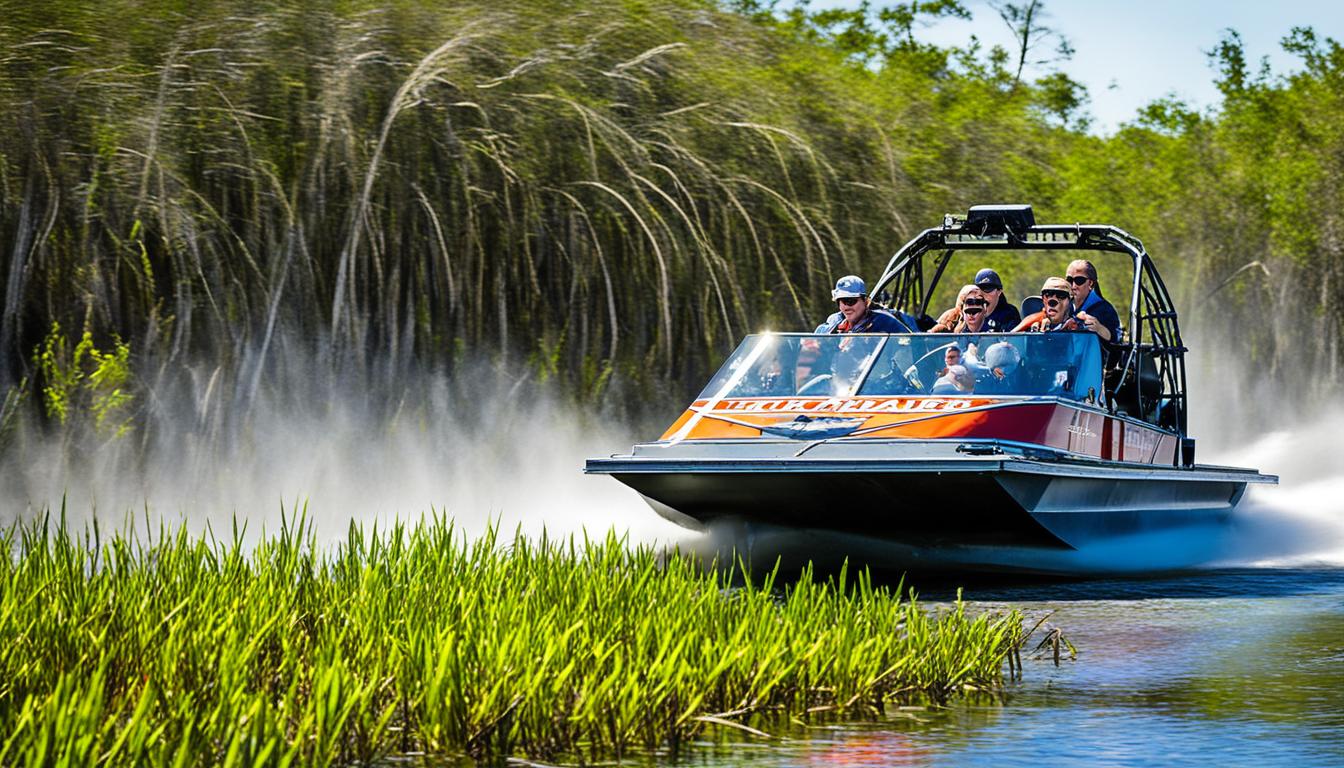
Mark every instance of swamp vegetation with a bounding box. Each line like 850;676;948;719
1;0;1341;451
0;516;1025;765
1;0;1341;764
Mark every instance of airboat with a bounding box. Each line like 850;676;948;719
585;205;1277;574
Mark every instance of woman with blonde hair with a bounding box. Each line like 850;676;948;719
931;284;980;333
953;287;991;334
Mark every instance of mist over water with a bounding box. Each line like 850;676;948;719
0;362;685;547
1203;415;1344;568
3;323;1342;572
1181;329;1344;569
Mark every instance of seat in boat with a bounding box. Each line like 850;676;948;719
1021;295;1043;317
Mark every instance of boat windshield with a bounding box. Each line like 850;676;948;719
697;333;1104;401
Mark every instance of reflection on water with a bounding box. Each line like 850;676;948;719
671;569;1344;768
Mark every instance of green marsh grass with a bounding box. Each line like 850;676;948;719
0;514;1026;765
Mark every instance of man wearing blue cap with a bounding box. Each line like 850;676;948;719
814;275;913;333
974;268;1021;332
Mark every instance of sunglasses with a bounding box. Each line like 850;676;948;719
1042;289;1070;301
838;296;863;306
1066;275;1090;286
978;284;1002;292
963;307;984;316
963;298;988;308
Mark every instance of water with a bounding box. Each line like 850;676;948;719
671;568;1344;767
8;337;1342;766
650;406;1344;766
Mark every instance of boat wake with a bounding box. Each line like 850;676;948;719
1028;406;1344;574
1202;410;1344;568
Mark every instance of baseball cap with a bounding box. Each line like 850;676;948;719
831;275;867;300
1040;276;1071;293
974;268;1002;290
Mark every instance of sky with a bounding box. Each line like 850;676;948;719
812;0;1344;134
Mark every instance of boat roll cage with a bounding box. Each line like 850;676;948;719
870;204;1189;447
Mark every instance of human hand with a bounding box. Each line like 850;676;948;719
1076;311;1099;332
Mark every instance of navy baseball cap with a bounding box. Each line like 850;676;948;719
974;268;1002;290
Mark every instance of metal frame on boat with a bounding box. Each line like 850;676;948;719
874;204;1191;455
586;205;1277;573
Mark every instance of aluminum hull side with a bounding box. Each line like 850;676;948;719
616;466;1067;548
587;448;1271;551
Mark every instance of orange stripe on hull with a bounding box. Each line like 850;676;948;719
659;397;1178;466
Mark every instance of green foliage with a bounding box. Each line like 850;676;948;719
35;323;134;436
0;515;1026;764
1060;26;1344;397
0;0;1339;434
0;0;1073;420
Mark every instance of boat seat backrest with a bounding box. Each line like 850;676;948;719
1021;296;1043;318
1108;352;1164;423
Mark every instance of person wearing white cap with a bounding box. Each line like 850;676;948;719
930;364;976;395
813;275;914;333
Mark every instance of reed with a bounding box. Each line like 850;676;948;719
4;0;1343;452
0;513;1026;765
0;0;1053;439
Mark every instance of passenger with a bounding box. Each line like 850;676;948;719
1012;277;1081;332
827;338;878;396
975;340;1023;394
941;345;962;374
1066;259;1122;343
933;344;963;380
954;289;990;334
931;364;976;395
983;341;1022;381
814;275;914;333
930;284;978;333
750;342;797;396
974;268;1022;332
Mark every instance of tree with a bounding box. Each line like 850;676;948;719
877;0;970;52
988;0;1073;87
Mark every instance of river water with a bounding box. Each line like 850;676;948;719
650;408;1344;766
672;568;1344;768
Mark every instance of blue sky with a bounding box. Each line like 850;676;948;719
810;0;1343;133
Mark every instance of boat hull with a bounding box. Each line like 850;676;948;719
585;440;1276;573
599;461;1249;548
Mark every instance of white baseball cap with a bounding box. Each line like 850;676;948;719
831;275;867;300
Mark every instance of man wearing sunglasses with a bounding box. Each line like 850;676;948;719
814;275;915;333
1066;260;1122;343
974;268;1022;332
1012;277;1081;332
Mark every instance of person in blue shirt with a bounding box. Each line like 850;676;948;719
814;275;915;333
1066;260;1122;344
974;268;1022;332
